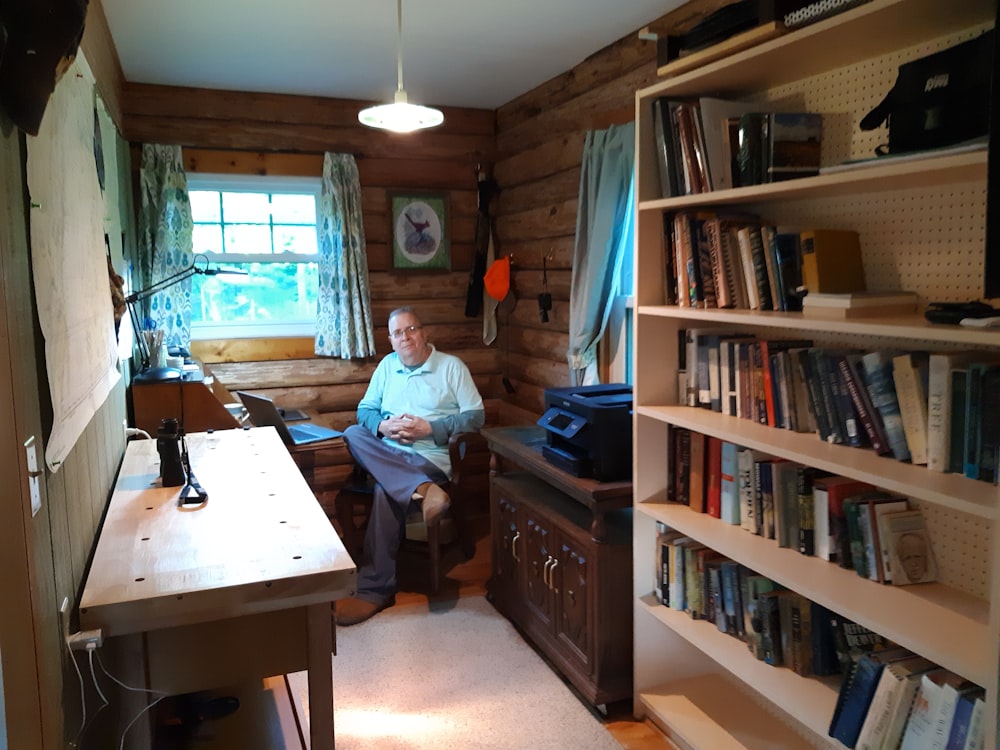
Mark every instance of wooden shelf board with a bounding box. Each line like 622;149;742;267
640;0;995;100
637;149;987;212
656;22;786;80
636;503;991;687
635;404;999;518
635;634;835;748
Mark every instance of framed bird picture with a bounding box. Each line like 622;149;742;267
388;190;451;271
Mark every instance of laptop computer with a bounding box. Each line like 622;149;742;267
237;391;343;446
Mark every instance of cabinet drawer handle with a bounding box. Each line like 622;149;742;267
549;558;559;593
542;555;555;589
511;531;520;562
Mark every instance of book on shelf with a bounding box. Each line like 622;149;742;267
868;496;910;583
772;459;802;549
861;350;912;462
673;101;710;194
697;96;762;191
855;654;937;750
808;348;848;445
972;364;1000;483
672;427;691;505
787;347;818;435
944;687;985;750
801;290;919;318
719;559;745;637
660;214;679;306
948;367;969;475
720;334;754;417
734;223;765;310
737;447;767;535
830;647;915;748
900;669;976;750
927;352;983;473
796;465;832;556
759;224;783;310
841;352;893;456
883;509;938;585
809;602;842;677
688;430;707;513
822;349;868;449
778;591;814;676
651;97;682;199
683;543;710;619
705;436;723;518
766;111;823;182
892;351;931;465
813;475;875;564
719;440;741;525
799;229;866;295
756;588;791;666
743;573;778;660
759;338;814;428
757;458;777;540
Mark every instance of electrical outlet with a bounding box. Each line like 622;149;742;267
68;629;103;651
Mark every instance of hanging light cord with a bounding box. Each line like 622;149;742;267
395;0;405;95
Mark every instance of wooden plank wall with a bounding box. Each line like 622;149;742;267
120;84;506;426
491;36;656;422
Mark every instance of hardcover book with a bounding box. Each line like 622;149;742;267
801;290;918;318
861;350;911;462
767;112;823;182
892;351;931;465
884;509;938;585
800;229;865;295
719;440;741;524
830;647;914;747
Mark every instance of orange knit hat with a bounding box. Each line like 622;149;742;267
483;257;511;301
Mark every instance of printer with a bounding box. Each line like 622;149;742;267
537;383;632;481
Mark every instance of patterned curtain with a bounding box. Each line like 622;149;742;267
315;152;376;358
567;121;636;385
137;144;194;352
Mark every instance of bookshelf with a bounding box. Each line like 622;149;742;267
632;0;1000;747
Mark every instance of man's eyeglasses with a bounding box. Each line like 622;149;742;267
390;325;423;339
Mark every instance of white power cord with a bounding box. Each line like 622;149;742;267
94;649;169;750
126;428;151;440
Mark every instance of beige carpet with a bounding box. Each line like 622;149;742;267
287;596;622;750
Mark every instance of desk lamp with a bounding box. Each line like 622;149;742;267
126;253;247;380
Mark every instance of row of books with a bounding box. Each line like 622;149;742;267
831;646;985;750
650;96;823;199
668;427;938;585
654;522;982;750
664;210;868;311
682;330;1000;484
655;522;866;676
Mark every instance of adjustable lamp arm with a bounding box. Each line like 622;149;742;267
126;254;246;369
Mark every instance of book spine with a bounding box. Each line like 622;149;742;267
720;441;740;524
736;226;761;309
652;98;680;198
963;364;984;479
838;355;887;453
892;353;929;465
862;352;912;462
703;218;732;308
688;430;706;512
738;448;758;534
976;367;1000;483
949;369;968;474
748;225;774;311
927;353;956;472
797;466;817;556
706;436;723;518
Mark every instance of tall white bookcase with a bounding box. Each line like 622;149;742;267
631;0;1000;747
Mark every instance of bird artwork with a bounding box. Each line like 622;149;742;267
402;205;437;256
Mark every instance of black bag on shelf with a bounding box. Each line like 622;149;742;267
859;29;995;155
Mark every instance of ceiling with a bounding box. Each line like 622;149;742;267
99;0;686;111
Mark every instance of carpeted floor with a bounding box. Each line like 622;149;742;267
287;596;622;749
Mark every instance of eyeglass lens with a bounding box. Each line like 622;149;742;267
391;325;422;338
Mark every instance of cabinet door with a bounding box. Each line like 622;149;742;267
553;537;591;671
491;492;520;609
523;514;555;630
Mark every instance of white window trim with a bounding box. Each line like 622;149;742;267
186;173;322;340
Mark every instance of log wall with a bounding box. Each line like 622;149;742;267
121;84;507;423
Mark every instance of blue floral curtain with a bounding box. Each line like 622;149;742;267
567;121;636;385
316;152;376;358
137;144;194;352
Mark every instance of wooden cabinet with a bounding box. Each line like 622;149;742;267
131;374;238;436
483;426;632;708
632;1;1000;747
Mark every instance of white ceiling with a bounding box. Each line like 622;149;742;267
99;0;685;111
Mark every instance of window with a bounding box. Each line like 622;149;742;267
186;173;321;339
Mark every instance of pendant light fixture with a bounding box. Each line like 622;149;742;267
358;0;444;133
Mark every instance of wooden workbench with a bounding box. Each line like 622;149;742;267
80;427;357;749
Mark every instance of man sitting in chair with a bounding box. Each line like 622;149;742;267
336;306;485;625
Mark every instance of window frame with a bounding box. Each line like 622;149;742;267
186;172;322;340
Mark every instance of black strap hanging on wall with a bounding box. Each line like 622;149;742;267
464;166;499;318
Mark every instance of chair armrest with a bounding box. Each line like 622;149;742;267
448;431;491;491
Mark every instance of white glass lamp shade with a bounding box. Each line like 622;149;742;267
358;89;444;133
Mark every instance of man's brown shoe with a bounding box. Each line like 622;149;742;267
414;482;450;525
334;596;394;626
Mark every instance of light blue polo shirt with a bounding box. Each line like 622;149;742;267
357;345;484;475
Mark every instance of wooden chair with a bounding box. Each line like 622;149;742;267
334;431;491;594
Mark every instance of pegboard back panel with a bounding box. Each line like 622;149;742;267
761;22;994;165
914;501;992;599
752;184;987;302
